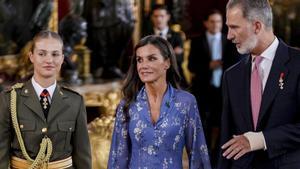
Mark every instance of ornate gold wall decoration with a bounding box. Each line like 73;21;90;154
71;82;122;169
89;116;115;169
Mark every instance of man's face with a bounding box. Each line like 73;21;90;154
151;9;170;30
226;6;258;54
204;13;223;34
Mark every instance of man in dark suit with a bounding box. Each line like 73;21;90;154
144;4;186;87
188;10;238;166
219;0;300;169
0;31;91;168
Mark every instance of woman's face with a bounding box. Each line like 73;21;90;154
136;44;170;84
29;37;64;81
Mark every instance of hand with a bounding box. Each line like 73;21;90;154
209;60;223;70
221;135;251;160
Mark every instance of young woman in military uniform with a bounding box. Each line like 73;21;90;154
0;30;91;168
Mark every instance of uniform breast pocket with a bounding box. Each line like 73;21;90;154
14;120;36;151
57;121;75;150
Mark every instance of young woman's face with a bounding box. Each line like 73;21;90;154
136;44;170;84
29;37;64;80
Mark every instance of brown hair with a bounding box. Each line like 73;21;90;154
151;4;170;15
203;9;222;21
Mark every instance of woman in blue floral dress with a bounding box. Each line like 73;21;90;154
108;35;211;169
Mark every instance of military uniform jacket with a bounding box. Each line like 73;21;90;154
0;81;91;169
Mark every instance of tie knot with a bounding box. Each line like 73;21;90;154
254;55;263;66
40;89;50;97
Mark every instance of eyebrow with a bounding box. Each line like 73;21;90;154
136;53;157;58
35;49;61;52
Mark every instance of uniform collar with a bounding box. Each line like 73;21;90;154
31;77;56;99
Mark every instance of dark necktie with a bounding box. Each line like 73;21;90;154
40;89;50;118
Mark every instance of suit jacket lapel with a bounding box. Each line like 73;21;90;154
166;29;173;42
242;55;254;130
47;85;69;122
22;81;46;122
257;41;290;128
203;35;211;60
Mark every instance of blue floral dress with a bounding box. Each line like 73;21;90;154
108;85;211;169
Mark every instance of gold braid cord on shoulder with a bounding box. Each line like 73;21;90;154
11;83;53;169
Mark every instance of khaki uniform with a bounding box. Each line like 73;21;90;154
0;81;91;168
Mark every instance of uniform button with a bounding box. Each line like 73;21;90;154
42;128;48;133
20;124;24;129
69;127;72;131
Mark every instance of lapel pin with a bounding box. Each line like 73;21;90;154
279;72;284;90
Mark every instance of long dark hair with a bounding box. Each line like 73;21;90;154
122;35;181;120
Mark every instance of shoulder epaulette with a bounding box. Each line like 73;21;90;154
4;83;24;92
61;86;80;95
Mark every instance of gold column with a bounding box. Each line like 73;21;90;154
72;83;122;169
48;0;58;32
74;42;93;83
144;0;152;14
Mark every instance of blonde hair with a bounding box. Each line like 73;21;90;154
31;30;64;52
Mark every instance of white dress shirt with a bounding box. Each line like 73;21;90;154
154;27;169;40
206;31;223;87
252;37;279;90
31;77;56;103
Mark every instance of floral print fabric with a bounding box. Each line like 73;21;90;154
108;85;211;169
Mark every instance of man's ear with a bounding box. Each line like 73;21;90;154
253;21;262;34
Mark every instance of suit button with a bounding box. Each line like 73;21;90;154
42;128;48;133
